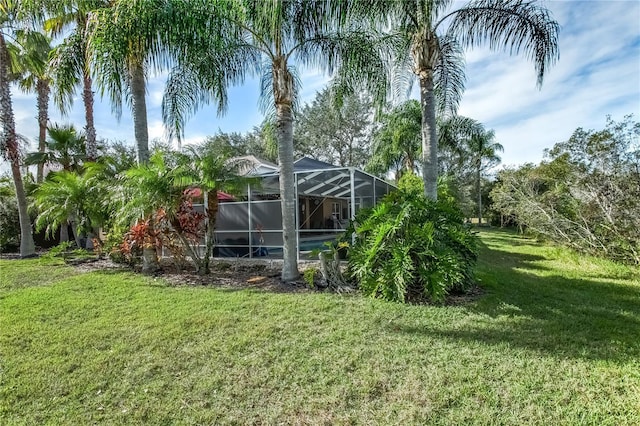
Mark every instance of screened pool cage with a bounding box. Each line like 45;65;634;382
186;163;395;260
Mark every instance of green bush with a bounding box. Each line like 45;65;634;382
0;180;20;252
348;174;478;303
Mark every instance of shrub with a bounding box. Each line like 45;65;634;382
348;174;478;303
0;194;19;252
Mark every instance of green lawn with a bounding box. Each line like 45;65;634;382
1;230;639;424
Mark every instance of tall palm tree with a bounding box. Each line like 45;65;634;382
47;1;107;161
8;30;52;182
357;0;559;199
87;0;183;165
0;6;38;257
467;128;502;224
161;0;388;281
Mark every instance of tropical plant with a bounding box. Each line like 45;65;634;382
354;0;559;199
161;0;389;281
0;175;20;251
87;0;187;164
25;124;87;173
32;164;109;248
349;172;478;303
116;152;184;273
174;144;251;274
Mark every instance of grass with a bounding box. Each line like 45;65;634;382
1;229;639;424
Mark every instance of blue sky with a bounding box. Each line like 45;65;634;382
10;0;640;167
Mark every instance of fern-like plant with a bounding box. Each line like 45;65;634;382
348;173;478;303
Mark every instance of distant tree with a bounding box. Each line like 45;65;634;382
200;123;278;164
294;88;373;168
367;100;422;179
467;128;502;224
491;115;640;264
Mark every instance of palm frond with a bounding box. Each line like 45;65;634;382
444;0;560;87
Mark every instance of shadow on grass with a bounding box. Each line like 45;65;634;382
391;232;640;362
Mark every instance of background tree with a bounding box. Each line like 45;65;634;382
367;99;421;179
491;115;640;264
355;0;559;199
294;87;373;168
467;128;502;224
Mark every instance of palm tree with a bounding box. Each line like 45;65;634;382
32;165;108;247
87;0;185;165
357;0;559;199
118;152;184;273
367;100;422;180
0;7;38;257
8;30;52;182
175;144;252;274
161;0;388;281
47;1;107;161
467;128;502;224
25;124;87;173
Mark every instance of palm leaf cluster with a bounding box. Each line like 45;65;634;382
349;173;478;303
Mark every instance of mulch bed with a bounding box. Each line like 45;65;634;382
69;257;315;293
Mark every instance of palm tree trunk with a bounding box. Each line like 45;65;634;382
130;62;149;164
273;59;300;282
142;216;160;273
36;79;50;183
130;60;156;270
60;222;69;242
70;220;82;248
477;167;482;225
0;33;36;257
82;71;98;161
202;190;219;275
419;72;439;200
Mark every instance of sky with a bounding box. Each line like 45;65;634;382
10;0;640;168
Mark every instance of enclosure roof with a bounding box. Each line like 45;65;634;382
233;155;278;176
293;157;336;171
